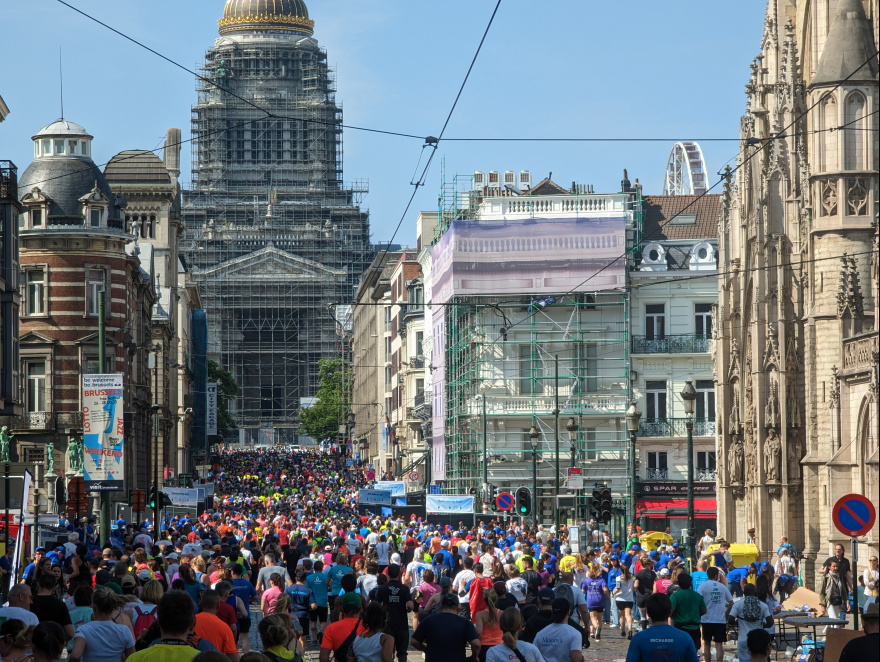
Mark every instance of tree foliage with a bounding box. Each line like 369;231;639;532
299;359;351;441
208;359;239;440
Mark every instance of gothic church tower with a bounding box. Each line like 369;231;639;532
715;0;878;577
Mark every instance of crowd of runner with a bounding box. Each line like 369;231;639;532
0;447;877;662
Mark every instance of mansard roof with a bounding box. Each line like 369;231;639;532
641;194;722;241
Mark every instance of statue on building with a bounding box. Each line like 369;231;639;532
728;434;744;484
788;432;803;479
0;427;11;462
765;373;780;429
764;428;781;482
728;386;742;434
46;442;55;474
68;437;83;473
744;427;757;484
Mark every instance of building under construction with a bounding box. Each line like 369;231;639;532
182;1;370;442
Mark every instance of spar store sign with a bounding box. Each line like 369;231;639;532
82;374;125;490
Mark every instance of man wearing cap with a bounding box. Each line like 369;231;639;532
533;598;585;662
320;589;366;662
410;592;480;662
20;546;46;584
839;601;879;662
522;588;558;643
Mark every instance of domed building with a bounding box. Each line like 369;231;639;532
183;0;371;444
7;118;156;493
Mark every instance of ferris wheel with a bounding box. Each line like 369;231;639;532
662;141;708;195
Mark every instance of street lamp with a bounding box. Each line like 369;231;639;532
680;380;697;570
625;401;642;536
529;424;539;526
566;417;578;523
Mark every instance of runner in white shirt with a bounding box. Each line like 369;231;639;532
375;537;391;567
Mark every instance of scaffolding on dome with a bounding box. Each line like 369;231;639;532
182;35;370;444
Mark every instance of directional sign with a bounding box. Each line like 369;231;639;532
495;491;514;511
832;494;876;537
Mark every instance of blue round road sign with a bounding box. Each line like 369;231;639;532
495;492;514;511
832;494;876;537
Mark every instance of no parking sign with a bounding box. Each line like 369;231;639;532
832;494;876;537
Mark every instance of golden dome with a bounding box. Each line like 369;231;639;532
218;0;314;36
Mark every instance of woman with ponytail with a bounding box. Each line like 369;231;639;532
474;588;503;662
0;619;34;662
485;607;545;662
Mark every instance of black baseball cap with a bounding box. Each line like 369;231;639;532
538;588;555;604
441;593;458;607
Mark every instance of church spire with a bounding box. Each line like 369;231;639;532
811;0;878;86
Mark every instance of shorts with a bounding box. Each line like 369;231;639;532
297;615;310;634
677;625;701;649
702;623;727;644
310;606;329;623
238;618;251;633
615;601;633;610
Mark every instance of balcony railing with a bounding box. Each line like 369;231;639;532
639;418;716;437
469;393;628;416
696;469;717;481
413;392;425;407
842;332;878;372
631;334;712;354
4;411;56;431
646;468;668;480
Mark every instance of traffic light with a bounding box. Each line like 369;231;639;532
591;488;602;519
515;487;532;516
600;488;612;523
148;483;157;510
158;491;173;508
489;484;498;511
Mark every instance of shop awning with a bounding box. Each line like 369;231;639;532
637;498;716;518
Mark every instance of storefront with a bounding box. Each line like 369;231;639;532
636;481;716;540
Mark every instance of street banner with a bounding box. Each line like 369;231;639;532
82;374;124;489
358;489;392;506
9;469;31;581
426;495;474;514
206;383;218;436
163;487;199;508
374;481;406;496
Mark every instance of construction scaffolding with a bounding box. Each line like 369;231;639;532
441;294;629;495
182;34;370;442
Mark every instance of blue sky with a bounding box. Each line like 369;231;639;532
1;0;766;245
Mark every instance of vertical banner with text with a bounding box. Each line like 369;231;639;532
206;382;218;437
82;374;125;490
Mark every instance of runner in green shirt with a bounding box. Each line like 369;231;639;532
670;574;707;651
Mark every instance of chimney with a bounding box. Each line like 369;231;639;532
163;128;181;179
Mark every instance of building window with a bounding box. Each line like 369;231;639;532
54;140;65;155
695;379;715;420
25;360;47;412
415;379;425;399
68;140;78;155
41;139;51;156
385;366;392;390
83;354;112;375
695;303;713;338
645;380;667;421
415;331;424;356
697;451;716;471
23;447;46;465
575;343;598;393
585;427;597;461
25;269;46;316
821;95;837;172
86;268;106;316
647;451;668;479
844;92;866;171
31;208;42;227
90;208;102;228
520;344;544;395
645;304;665;340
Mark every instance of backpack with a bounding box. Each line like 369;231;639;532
739;596;763;622
554;582;576;615
132;605;158;638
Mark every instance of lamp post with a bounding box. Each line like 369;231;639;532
680;380;697;570
481;395;488;511
566;417;578;522
625;401;641;536
529;424;539;527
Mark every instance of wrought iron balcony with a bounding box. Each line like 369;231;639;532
639;417;716;437
646;468;668;480
631;334;712;354
5;411;56;431
696;469;717;481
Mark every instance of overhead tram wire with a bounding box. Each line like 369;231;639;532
54;0;425;140
476;48;880;349
371;0;503;270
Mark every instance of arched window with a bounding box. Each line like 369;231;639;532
149;214;156;239
844;92;866;170
821;94;837;172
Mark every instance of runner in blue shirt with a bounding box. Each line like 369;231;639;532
306;560;330;644
286;569;317;650
230;563;258;655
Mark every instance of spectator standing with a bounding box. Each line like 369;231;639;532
839;602;879;662
625;593;699;662
818;560;849;626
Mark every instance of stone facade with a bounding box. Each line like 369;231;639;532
715;0;879;579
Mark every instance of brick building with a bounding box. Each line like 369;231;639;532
4;119;155;500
